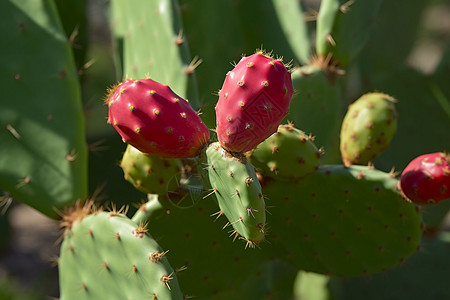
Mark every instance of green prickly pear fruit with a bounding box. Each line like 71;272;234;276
205;142;266;246
247;123;322;181
120;144;182;195
340;92;397;166
59;202;184;300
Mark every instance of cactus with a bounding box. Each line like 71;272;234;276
263;165;422;276
316;0;383;66
215;52;294;153
248;123;322;180
1;0;449;299
340;92;398;167
205;142;266;244
284;65;343;164
0;0;88;218
59;202;183;299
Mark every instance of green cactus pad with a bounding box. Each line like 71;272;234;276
111;0;200;108
248;124;321;181
205;142;266;244
284;65;342;164
264;165;422;276
329;232;450;300
120;144;182;195
59;205;183;300
0;0;87;218
340;92;398;166
133;194;296;299
271;0;311;65
316;0;383;66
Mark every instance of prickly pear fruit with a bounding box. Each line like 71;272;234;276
106;78;210;158
205;142;266;245
120;144;182;195
59;202;184;300
400;152;450;205
340;92;397;166
215;52;294;153
247;123;322;181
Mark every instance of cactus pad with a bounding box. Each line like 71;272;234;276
59;203;183;300
264;165;422;276
205;142;266;244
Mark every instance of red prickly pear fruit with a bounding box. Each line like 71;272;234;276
106;78;210;158
215;51;294;153
400;152;450;205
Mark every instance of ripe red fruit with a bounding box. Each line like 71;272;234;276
400;152;450;205
106;78;210;158
215;52;294;153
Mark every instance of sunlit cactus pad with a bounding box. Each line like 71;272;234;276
59;206;183;300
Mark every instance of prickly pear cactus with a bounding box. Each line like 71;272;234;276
340;92;397;167
0;0;88;218
264;165;422;276
316;0;383;66
135;194;294;299
284;65;342;164
248;124;322;180
205;142;266;245
120;144;182;195
59;202;183;300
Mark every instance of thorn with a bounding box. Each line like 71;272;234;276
185;56;202;76
175;29;184;46
229;230;240;241
6;124;21;139
326;33;336;46
210;210;223;221
161;272;174;290
68;25;79;47
246;206;258;218
150;250;169;263
340;0;354;13
66;149;78;162
202;189;216;199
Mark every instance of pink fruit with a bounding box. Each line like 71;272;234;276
400;152;450;205
215;52;294;153
106;78;210;158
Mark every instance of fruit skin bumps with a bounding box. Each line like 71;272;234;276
340;92;397;166
400;152;450;205
215;52;294;153
106;78;210;158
